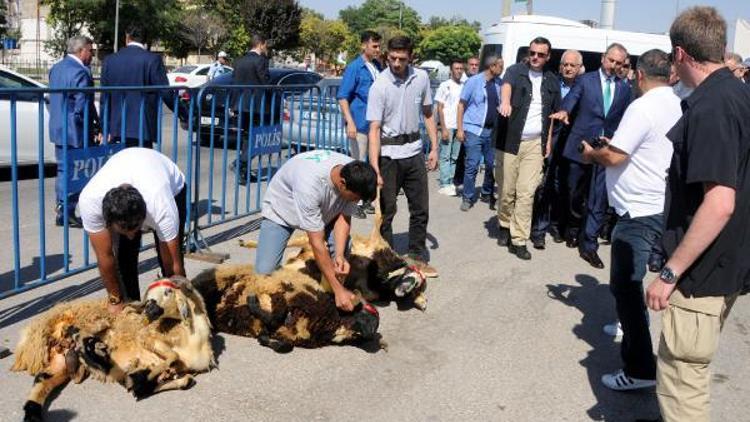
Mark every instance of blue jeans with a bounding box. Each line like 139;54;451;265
610;212;663;380
438;129;460;187
462;128;495;202
254;218;348;274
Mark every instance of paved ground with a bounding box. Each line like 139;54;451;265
1;169;749;422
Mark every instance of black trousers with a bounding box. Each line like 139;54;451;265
112;137;154;149
116;186;186;301
379;154;429;258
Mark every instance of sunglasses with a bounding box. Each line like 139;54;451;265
528;51;547;58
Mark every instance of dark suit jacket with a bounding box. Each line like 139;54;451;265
48;56;99;147
232;51;271;111
560;70;631;163
100;44;170;142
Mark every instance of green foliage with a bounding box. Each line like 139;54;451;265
211;0;302;55
425;15;481;32
299;13;352;62
339;0;421;41
417;25;481;64
0;0;8;39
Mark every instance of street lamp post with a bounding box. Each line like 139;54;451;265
398;2;402;30
114;0;120;52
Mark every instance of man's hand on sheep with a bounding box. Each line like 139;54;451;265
334;256;351;280
333;287;357;312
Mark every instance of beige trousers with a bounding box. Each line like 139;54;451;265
497;138;544;246
657;289;738;422
348;132;368;161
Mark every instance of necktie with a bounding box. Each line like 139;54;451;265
603;78;613;116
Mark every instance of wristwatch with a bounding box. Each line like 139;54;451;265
108;292;123;306
659;266;679;284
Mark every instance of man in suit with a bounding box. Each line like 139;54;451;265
48;35;100;227
550;43;631;268
100;25;170;149
232;33;271;111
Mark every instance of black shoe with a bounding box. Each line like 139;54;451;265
363;202;376;214
549;227;564;243
599;231;612;244
579;250;604;269
56;210;83;228
648;256;664;273
565;236;579;249
509;244;532;260
353;206;367;219
480;193;496;204
497;227;510;247
532;237;546;250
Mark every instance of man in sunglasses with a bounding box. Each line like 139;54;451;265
646;7;750;421
496;37;561;260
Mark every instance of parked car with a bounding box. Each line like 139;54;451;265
176;69;345;152
167;64;234;88
0;66;54;168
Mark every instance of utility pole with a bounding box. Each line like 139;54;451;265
398;2;402;30
527;0;533;15
114;0;120;52
502;0;511;18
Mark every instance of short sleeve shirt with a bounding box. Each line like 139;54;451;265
434;78;464;130
366;66;432;159
663;68;750;297
261;150;359;232
78;148;185;241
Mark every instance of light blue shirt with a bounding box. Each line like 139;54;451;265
459;73;502;136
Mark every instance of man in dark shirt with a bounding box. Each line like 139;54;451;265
645;7;750;421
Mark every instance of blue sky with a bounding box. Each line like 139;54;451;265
299;0;749;48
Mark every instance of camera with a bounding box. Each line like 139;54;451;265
577;136;608;153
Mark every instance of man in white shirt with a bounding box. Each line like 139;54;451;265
435;59;465;196
581;49;682;391
256;150;377;311
78;148;186;313
208;51;230;80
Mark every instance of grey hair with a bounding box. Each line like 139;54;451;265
483;54;503;68
724;52;743;65
66;36;93;55
561;49;583;65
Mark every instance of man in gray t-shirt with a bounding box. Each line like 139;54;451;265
256;150;377;311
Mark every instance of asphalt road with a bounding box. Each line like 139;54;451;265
1;167;748;421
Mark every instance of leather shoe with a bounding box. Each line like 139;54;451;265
531;237;546;250
549;227;564;243
565;236;579;248
580;250;604;269
509;244;532;260
497;227;510;247
56;213;83;228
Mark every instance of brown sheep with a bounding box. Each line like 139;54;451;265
11;276;214;422
191;264;381;353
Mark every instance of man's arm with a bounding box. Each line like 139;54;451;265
157;238;185;278
456;101;466;142
338;99;358;140
581;142;628;167
88;230;124;312
423;104;439;170
499;82;512;117
646;183;736;311
307;229;355;311
436;101;449;140
368;120;383;186
551;77;584;124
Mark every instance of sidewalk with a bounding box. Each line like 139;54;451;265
1;174;748;421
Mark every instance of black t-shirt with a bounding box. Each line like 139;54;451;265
485;79;499;128
663;68;750;297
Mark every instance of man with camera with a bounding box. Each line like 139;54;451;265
580;49;682;391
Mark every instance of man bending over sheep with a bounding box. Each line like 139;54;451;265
79;147;187;314
256;150;377;312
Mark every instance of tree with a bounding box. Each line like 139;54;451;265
180;9;226;59
425;15;481;32
299;12;351;64
339;0;421;41
0;0;8;40
417;25;481;64
210;0;301;55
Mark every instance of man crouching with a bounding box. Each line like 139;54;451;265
255;150;377;311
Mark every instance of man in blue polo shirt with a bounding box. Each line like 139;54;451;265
456;55;503;212
338;30;382;217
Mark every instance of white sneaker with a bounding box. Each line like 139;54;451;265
444;185;456;196
601;369;656;391
603;321;623;337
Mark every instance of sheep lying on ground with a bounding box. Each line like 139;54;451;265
238;210;437;311
11;276;214;422
191;264;381;353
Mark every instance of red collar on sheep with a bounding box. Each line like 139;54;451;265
407;265;426;286
146;279;179;293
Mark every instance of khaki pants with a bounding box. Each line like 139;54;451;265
497;138;544;246
657;289;738;422
348;132;368;161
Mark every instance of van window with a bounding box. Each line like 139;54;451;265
479;44;503;71
515;47;607;75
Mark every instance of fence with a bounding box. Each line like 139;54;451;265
0;81;347;299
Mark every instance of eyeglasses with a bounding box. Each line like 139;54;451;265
528;51;547;58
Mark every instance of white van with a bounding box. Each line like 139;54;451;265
480;15;672;74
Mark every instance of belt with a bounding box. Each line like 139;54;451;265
381;132;420;146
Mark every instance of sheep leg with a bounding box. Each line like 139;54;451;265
152;375;196;394
23;353;70;422
137;338;180;381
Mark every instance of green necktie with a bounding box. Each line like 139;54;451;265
603;78;613;116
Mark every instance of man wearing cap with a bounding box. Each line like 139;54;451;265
208;51;231;80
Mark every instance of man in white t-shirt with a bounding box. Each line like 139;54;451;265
435;59;465;196
497;37;562;260
581;49;682;392
256;150;377;311
78;148;186;313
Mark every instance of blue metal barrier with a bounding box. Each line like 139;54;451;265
0;80;346;299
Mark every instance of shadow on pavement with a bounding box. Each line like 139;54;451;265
0;254;68;294
546;274;661;421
